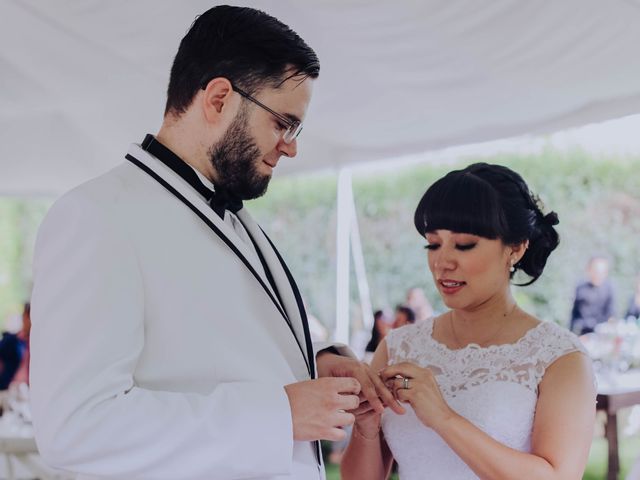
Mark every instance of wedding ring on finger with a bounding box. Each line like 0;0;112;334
392;375;410;390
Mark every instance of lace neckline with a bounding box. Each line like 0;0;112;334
425;316;546;353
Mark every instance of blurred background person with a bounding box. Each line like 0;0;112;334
0;303;29;392
625;275;640;321
363;309;393;363
11;302;31;387
0;331;22;391
405;287;434;323
392;305;416;329
570;255;615;335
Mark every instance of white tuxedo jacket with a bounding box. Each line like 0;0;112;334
30;144;328;480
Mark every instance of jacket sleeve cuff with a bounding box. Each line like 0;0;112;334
313;342;357;360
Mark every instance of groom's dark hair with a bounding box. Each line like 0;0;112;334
165;5;320;116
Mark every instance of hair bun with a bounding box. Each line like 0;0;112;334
543;211;559;226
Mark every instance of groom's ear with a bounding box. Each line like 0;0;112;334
200;77;241;125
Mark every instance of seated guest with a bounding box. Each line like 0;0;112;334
570;255;615;335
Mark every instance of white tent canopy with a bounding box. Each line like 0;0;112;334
2;0;640;196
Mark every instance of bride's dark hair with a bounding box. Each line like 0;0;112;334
413;163;559;286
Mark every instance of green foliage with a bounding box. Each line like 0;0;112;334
0;198;51;327
248;173;338;325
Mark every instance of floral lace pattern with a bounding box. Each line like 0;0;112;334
381;318;588;480
387;318;586;398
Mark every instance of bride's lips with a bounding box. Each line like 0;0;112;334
438;279;466;295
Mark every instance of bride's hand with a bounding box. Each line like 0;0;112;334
350;399;382;439
380;362;456;432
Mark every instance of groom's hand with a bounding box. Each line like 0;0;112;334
316;352;404;415
285;377;360;441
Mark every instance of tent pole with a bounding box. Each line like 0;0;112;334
335;168;352;344
350;195;374;332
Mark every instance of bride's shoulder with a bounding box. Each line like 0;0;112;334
522;316;586;356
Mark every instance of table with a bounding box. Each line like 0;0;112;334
597;370;640;480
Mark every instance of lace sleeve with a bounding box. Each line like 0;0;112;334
535;323;589;370
527;322;595;392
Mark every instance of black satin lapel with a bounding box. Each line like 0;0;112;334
259;228;316;379
125;154;289;323
242;228;312;376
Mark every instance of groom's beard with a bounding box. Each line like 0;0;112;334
208;111;270;200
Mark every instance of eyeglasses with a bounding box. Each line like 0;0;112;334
231;84;303;144
200;78;303;144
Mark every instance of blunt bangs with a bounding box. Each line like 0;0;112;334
414;170;509;239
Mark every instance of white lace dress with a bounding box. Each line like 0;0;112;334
381;317;588;480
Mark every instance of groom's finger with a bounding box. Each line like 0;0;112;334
336;393;360;412
332;377;362;395
357;371;385;414
333;411;356;429
350;401;375;415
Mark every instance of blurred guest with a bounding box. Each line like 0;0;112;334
392;305;416;329
570;255;615;335
364;309;393;363
625;276;640;321
10;302;31;387
406;287;434;322
0;305;28;390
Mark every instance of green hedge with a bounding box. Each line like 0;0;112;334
0;199;50;326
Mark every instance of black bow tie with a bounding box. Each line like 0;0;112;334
141;134;243;219
208;186;244;219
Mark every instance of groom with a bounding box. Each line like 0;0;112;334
30;5;400;480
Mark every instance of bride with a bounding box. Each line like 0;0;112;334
341;163;596;480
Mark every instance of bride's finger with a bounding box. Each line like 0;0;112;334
379;362;421;381
385;377;411;400
395;388;413;404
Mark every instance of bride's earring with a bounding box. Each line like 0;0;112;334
509;260;516;273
